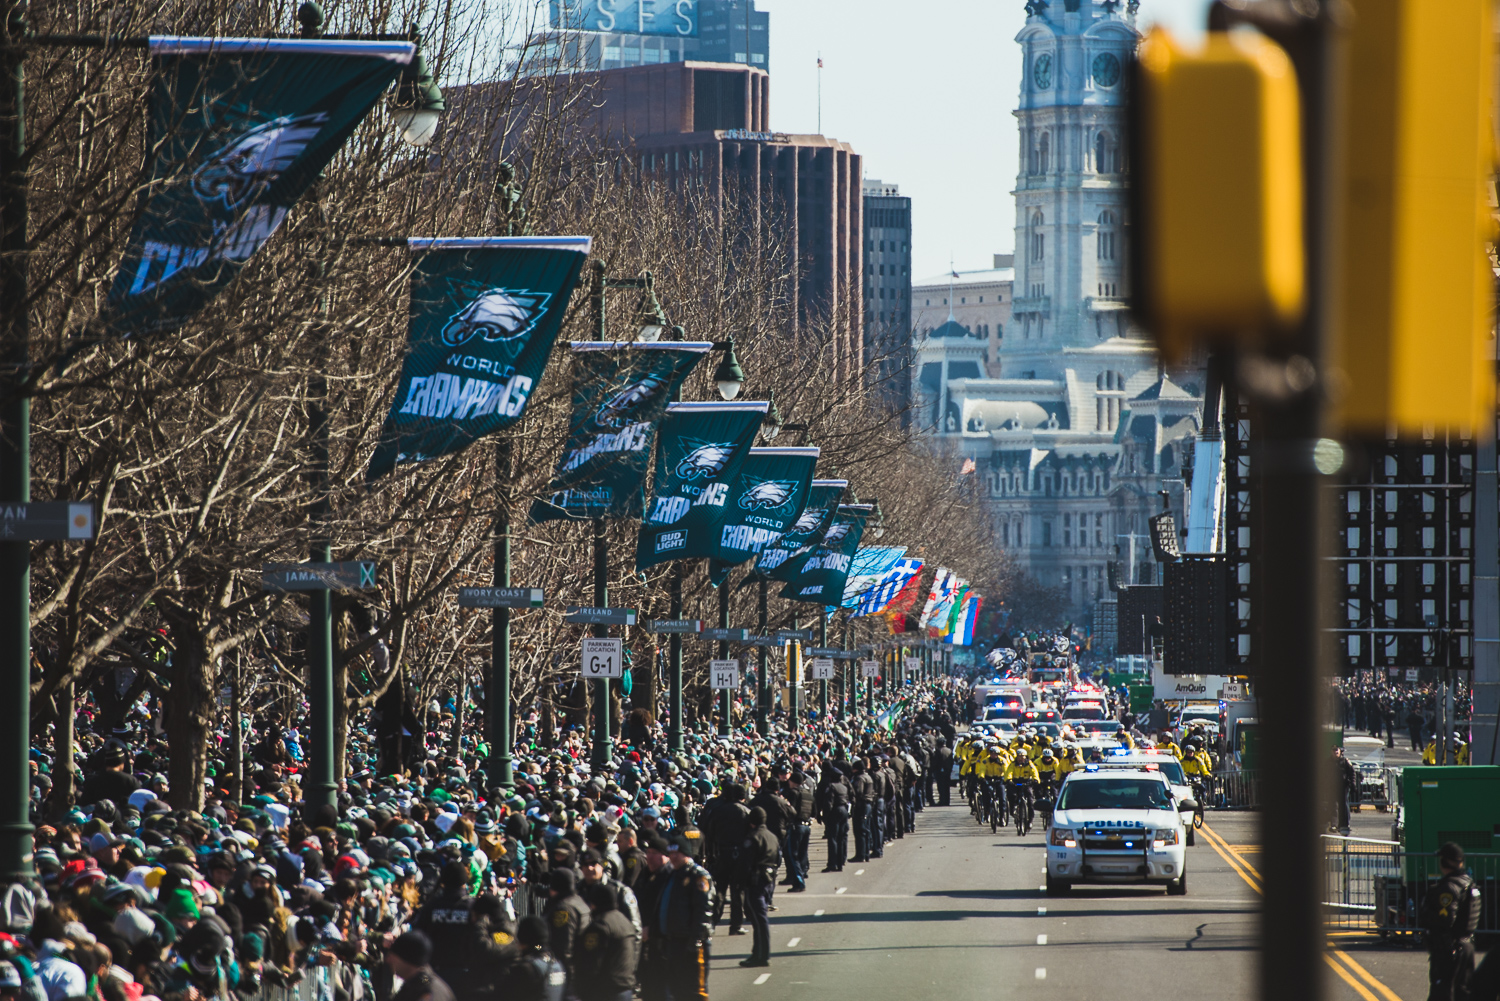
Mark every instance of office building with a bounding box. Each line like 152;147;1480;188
863;179;912;406
515;0;766;76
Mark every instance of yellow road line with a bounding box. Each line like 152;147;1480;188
1197;821;1398;1001
1329;949;1404;1001
1324;954;1381;1001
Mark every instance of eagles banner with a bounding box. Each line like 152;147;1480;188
529;342;711;523
780;504;873;605
106;37;415;336
635;401;769;571
752;479;848;582
368;237;592;480
705;446;821;586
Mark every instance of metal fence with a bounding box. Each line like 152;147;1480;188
1322;835;1500;935
1218;768;1260;808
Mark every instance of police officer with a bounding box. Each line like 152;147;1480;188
541;868;591;988
818;765;850;873
850;760;874;863
738;806;779;969
616;827;648;893
386;931;458;1001
574;883;639;1001
658;832;714;1001
700;782;749;935
635;830;673;1001
1422;842;1480;1001
930;739;955;807
413;861;487;999
495;916;565;1001
784;770;815;892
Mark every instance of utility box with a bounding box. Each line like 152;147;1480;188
1400;766;1500;876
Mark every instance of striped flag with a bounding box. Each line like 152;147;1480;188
947;593;983;645
919;568;956;628
852;557;924;617
960;457;976;474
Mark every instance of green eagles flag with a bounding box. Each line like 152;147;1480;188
780;504;873;604
529;342;711;522
706;447;820;586
107;37;415;335
753;479;848;582
635;401;769;571
368;237;592;479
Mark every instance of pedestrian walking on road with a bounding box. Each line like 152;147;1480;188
931;739;954;806
1422;842;1481;1001
819;766;851;872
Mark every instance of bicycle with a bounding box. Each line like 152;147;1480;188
1010;780;1034;836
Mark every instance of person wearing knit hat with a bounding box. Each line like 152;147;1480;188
384;931;455;1001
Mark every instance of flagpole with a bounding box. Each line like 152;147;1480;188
817;52;822;134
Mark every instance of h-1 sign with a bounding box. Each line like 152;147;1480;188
709;660;739;689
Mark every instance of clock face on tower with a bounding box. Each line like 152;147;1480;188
1092;52;1121;88
1033;53;1053;90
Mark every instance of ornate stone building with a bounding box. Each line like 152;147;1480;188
912;0;1205;620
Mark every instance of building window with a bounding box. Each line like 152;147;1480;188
1097;210;1116;261
1030;212;1045;263
1096;131;1118;174
1030;132;1051;175
1043;522;1053;547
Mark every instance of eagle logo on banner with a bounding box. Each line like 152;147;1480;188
675;440;736;480
440;288;551;348
738;478;796;511
822;522;852;544
595;372;669;428
789;507;826;533
192;113;328;208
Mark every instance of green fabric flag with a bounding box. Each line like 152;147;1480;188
706;447;820;586
752;479;848;582
779;504;873;604
529;342;711;522
368;237;591;479
635;401;769;571
106;37;414;335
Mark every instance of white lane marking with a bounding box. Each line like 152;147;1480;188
1038;885;1047;892
836;887;848;894
787;937;801;948
814;909;825;916
754;973;771;986
1037;934;1048;945
1035;968;1047;980
1037;906;1047;915
855;868;866;875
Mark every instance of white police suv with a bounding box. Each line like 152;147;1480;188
1045;766;1189;896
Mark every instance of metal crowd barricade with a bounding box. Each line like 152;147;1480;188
1322;836;1500;936
1218;768;1260;808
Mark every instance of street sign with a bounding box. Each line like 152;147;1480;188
807;647;853;659
565;607;637;626
776;629;813;642
0;502;95;540
1405;668;1419;682
702;627;750;642
860;660;880;678
263;560;379;592
743;635;780;647
903;657;922;674
809;658;835;681
709;660;739;689
458;587;544;609
581;638;623;679
648;619;703;634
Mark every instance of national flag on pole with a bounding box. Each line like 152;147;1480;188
839;546;907;609
919;568;959;629
875;696;908;733
817;57;824;68
960;457;976;474
947;593;982;645
852;557;924;617
882;569;927;633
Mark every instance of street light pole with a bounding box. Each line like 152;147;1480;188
487;436;515;789
0;0;32;882
669;563;684;750
818;609;829;720
591;516;611;767
789;615;801;732
718;575;731;736
756;578;769;735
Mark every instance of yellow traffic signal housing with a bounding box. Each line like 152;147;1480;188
1334;0;1495;435
1132;28;1305;361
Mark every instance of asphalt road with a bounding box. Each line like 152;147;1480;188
705;801;1430;1001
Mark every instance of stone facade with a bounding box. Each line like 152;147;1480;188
912;0;1205;619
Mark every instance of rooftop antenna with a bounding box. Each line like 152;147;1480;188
817;52;823;133
948;255;958;322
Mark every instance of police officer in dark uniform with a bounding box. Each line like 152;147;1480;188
635;830;673;1001
658;831;714;1001
1422;842;1481;1001
616;827;648;893
574;883;639;1001
931;739;955;807
386;931;457;1001
541;868;592;989
738;807;779;969
699;783;749;935
413;861;486;1000
817;765;850;872
494;915;565;1001
784;770;815;892
850;759;874;862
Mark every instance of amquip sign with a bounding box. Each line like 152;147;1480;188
1153;675;1230;701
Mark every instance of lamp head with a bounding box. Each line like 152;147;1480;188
393;37;445;147
714;337;745;401
634;272;668;342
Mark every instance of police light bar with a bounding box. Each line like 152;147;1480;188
1084;764;1100;772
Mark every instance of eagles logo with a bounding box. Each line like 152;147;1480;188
822;521;852;544
675;440;736;480
789;508;826;534
738;478;796;511
441;288;550;348
596;373;668;428
191;113;328;208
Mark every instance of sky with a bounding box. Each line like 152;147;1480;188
755;0;1214;281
